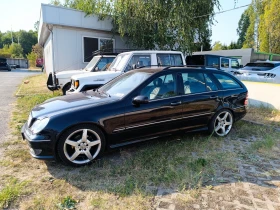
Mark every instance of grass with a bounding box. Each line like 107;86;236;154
1;74;280;209
16;74;60;96
244;105;280;127
0;178;29;209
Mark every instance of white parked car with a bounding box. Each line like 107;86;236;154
47;55;116;94
233;61;280;83
67;50;186;94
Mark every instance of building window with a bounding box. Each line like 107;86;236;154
83;37;98;62
100;39;114;51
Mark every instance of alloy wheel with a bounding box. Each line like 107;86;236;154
63;129;101;165
214;111;233;136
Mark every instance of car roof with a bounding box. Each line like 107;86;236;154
119;50;183;55
132;66;229;74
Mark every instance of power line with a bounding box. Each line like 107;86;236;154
193;4;251;19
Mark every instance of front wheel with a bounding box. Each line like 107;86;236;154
209;109;233;137
57;124;106;167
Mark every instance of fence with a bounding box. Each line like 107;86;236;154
6;58;29;68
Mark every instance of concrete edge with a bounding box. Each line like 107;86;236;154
241;119;280;132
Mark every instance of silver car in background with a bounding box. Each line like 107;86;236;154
234;61;280;83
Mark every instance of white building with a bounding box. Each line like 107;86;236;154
38;4;129;75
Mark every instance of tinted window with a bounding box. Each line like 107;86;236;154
204;74;218;91
221;58;229;68
140;73;177;100
231;59;240;69
206;56;219;68
125;55;151;72
157;54;183;66
182;73;206;94
83;37;98;62
242;62;279;71
186;55;204;66
214;74;241;89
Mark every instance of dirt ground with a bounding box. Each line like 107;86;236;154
154;134;280;210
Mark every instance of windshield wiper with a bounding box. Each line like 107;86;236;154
95;89;111;97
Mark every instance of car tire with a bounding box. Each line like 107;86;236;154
208;109;234;137
62;83;71;95
57;124;106;167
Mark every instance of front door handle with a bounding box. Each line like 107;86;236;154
171;101;182;106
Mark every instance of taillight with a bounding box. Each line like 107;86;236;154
244;92;248;105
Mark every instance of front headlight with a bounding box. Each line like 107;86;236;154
74;80;79;89
30;118;49;134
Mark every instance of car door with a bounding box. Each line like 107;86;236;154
122;71;183;142
179;71;222;131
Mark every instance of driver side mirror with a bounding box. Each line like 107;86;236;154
133;95;149;105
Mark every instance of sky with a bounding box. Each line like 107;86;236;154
0;0;252;46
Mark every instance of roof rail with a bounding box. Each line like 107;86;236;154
92;49;140;56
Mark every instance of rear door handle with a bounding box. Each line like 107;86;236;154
171;101;182;106
210;96;218;99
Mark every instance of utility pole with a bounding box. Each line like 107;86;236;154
11;26;14;43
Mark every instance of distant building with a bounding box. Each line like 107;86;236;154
193;48;280;66
38;4;130;75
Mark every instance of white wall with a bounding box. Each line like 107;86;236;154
53;26;128;72
44;35;54;75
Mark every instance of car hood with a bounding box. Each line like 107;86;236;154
55;69;88;79
71;71;122;80
31;91;118;118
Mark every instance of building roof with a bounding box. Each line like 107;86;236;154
38;4;113;46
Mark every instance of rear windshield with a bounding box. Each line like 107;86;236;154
242;63;280;71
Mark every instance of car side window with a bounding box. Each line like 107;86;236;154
125;55;151;72
231;59;240;69
140;73;177;100
182;73;206;94
204;74;218;91
221;58;229;68
157;54;183;66
214;74;241;89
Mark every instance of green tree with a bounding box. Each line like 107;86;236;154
9;43;24;58
228;41;240;49
17;30;37;56
237;9;250;48
212;41;228;51
56;0;220;53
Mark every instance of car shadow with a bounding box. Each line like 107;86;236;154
45;122;280;198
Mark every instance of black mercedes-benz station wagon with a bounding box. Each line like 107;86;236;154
22;67;248;166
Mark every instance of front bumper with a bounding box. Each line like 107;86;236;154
21;123;55;160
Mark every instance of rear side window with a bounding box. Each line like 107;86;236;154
157;54;183;66
182;73;206;94
221;58;229;68
206;56;219;68
214;74;241;89
204;74;218;91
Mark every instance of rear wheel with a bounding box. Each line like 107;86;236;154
57;124;106;167
209;109;233;137
62;83;71;95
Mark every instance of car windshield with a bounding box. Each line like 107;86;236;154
242;63;280;71
84;56;100;71
107;53;131;72
99;71;152;98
